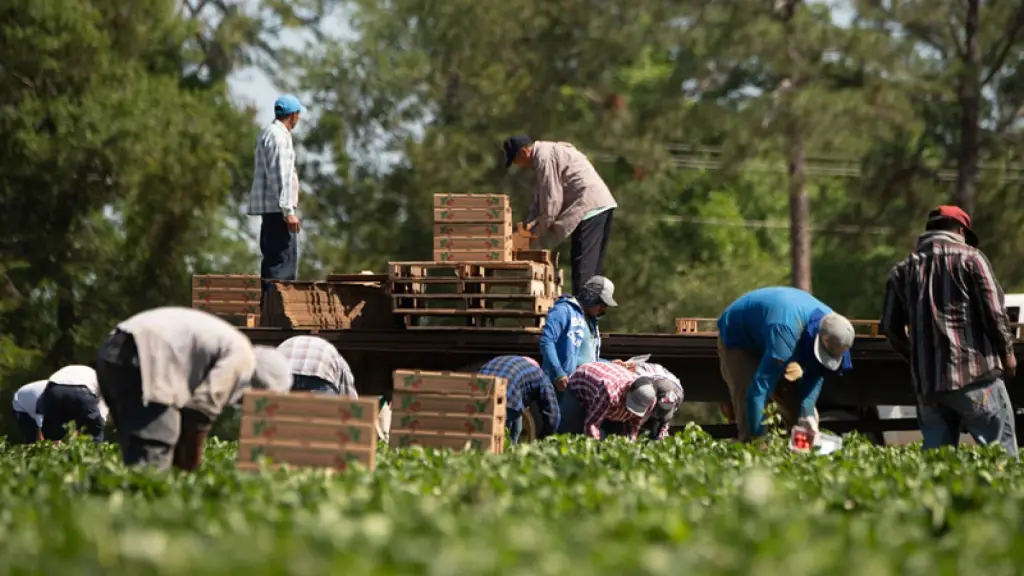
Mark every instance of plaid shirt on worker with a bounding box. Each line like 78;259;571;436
247;120;298;216
478;355;560;436
568;361;649;440
881;230;1014;397
277;336;356;397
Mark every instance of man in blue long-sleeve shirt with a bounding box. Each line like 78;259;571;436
539;276;617;397
478;355;560;444
717;287;855;442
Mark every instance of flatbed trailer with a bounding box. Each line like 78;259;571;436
243;327;1024;441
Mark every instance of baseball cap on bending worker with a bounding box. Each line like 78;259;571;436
626;377;657;417
927;205;978;247
502;134;532;168
273;94;307;116
814;313;856;372
578;276;618;307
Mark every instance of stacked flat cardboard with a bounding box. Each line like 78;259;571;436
191;274;261;327
389;369;507;453
432;194;513;262
262;280;398;330
237;391;379;472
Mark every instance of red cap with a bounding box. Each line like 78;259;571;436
927;205;978;246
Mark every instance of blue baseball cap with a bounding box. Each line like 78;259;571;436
502;134;532;168
273;94;307;116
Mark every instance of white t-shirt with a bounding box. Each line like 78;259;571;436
12;380;48;427
46;365;109;420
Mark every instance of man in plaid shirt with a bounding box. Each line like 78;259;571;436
276;335;356;397
557;361;656;440
881;205;1018;457
248;94;307;300
478;355;559;444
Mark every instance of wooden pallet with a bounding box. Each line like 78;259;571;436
194;300;262;315
399;311;548;331
192;287;262;302
674;317;887;337
393;295;553;313
192;274;260;289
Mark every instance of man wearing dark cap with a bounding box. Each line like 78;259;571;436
502;135;618;295
539;276;617;398
248;94;308;301
881;206;1018;458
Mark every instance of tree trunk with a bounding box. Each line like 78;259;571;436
49;268;77;368
955;0;980;213
788;126;811;292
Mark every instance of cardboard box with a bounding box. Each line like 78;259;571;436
432;247;513;262
433;207;512;223
434;222;513;238
241;391;379;424
391;391;505;417
239;415;377;446
392;412;505;435
237;440;374;471
389;429;503;452
433;194;510;209
433;236;513;251
392;370;507;396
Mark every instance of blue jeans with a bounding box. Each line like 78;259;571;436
506;410;523;444
918;378;1018;459
260;213;299;296
292;374;338;394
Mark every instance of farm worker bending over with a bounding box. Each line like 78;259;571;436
277;335;356;396
477;355;560;444
557;362;656;440
881;206;1018;458
11;380;47;443
640;377;684;441
502;135;618;295
36;364;109;443
247;94;307;302
717;287;855;442
95;307;293;472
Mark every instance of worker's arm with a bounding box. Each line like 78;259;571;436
879;266;911;360
539;305;569;381
745;324;798;438
185;348;255;424
967;253;1015;362
536;377;561;437
627;417;642;442
264;128;296;217
530;150;563;241
797;374;825;421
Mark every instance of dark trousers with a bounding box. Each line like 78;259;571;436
570;209;614;296
37;384;105;443
292;374;338;394
13;410;40;444
259;213;298;297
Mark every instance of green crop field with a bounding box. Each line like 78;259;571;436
0;427;1022;575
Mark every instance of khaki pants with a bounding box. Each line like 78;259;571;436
717;337;818;441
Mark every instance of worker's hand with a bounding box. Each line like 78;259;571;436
285;213;301;233
1005;351;1017;378
555;376;569;391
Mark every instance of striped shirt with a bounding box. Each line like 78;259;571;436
568;361;649;440
247;120;298;216
277;336;356;397
478;355;560;436
880;230;1014;396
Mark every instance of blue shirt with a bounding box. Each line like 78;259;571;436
478;356;560;437
717;287;850;437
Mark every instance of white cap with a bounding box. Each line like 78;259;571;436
625;379;656;416
48;365;99;395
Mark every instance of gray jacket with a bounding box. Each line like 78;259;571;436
118;307;256;420
526;141;617;246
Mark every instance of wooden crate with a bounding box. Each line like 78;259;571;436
674;317;719;335
192;274;260;289
194;301;261;315
192;287;262;303
433;194;510;210
389;369;506;454
237;391;380;472
433;236;513;251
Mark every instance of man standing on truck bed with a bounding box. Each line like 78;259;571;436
95;307;294;472
880;206;1018;458
540;276;618;398
502;135;618;295
717;286;855;442
248;94;307;301
477;355;559;444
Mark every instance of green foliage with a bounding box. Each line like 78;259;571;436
0;431;1022;573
